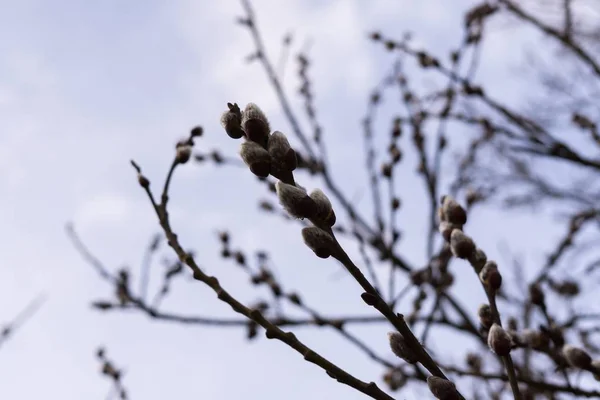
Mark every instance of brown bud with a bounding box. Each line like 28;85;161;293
390;146;402;163
529;284;545;306
276;182;317;219
479;261;502;291
137;173;150;189
466;353;482;373
190;126;204;137
242;103;270;147
450;229;475;259
441;195;467;225
478;304;493;329
410;269;430;286
287;293;301;305
381;163;392;178
240;141;271;178
175;144;192;164
427;376;460;400
387;332;419;364
301;227;336;258
552;279;580;297
562;345;592;369
391;197;401;210
488;323;512;356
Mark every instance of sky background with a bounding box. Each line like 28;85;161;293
0;1;591;399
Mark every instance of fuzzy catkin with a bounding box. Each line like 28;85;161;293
242;103;270;147
387;332;418;364
427;376;460;400
268;131;297;171
301;227;336;258
562;345;592;369
240;141;271;177
450;229;475;259
488;323;512;356
220;110;244;139
276;182;317;220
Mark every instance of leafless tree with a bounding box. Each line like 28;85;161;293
69;1;600;398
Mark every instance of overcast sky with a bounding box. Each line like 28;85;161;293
0;1;587;399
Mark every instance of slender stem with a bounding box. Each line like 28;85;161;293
132;160;395;400
329;233;466;399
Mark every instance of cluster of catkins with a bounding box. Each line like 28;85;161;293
438;195;600;380
220;102;338;259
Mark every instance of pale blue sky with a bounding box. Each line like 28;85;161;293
0;1;590;399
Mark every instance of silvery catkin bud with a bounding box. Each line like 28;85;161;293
441;195;467;225
488;323;512;356
427;376;460;400
220;109;244;139
562;345;592;369
242;103;270;147
268;131;297;172
387;332;418;364
276;182;317;219
450;229;475;259
438;221;459;242
521;329;549;350
310;189;336;226
468;248;487;273
240;141;271;177
479;261;502;291
478;304;493;329
301;227;336;258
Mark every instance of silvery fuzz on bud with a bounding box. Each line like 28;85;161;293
276;182;317;219
242;103;270;147
488;323;512;356
478;304;493;329
427;376;460;400
383;368;407;391
268;131;297;172
387;332;418;364
441;195;467;225
240;141;271;177
450;229;475;259
479;260;502;291
301;227;336;258
468;248;487;273
220;108;244;139
438;221;458;242
562;345;592;369
521;329;549;350
310;189;336;227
